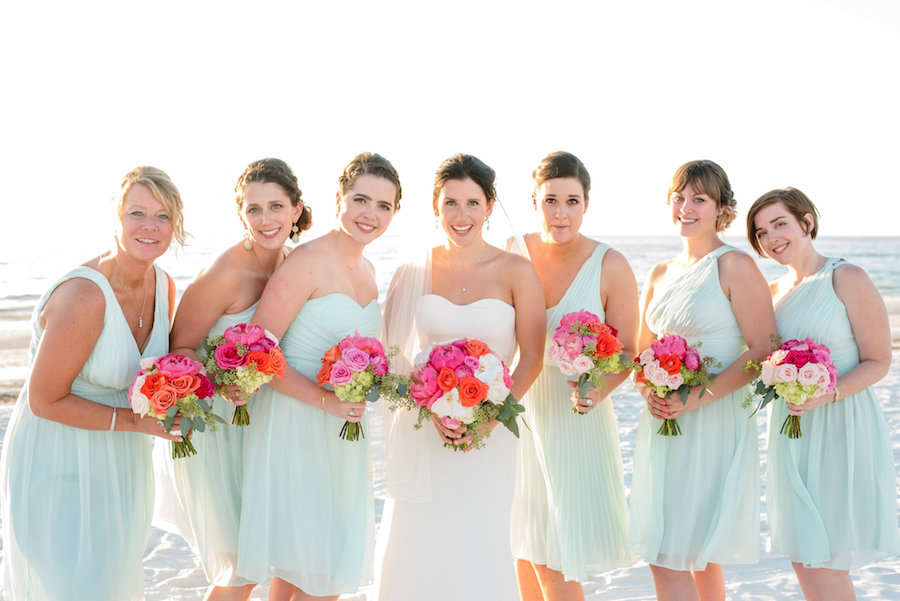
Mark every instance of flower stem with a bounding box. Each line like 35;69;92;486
232;405;250;426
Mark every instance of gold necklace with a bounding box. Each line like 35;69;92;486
114;260;150;328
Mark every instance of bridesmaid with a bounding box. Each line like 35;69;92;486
628;160;777;601
168;158;310;601
747;187;899;600
511;151;637;600
237;152;400;600
0;167;185;600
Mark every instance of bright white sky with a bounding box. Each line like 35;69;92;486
1;0;898;262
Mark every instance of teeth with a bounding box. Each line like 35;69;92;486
260;229;279;236
357;223;376;232
679;218;697;224
137;238;157;243
452;225;472;233
773;243;788;254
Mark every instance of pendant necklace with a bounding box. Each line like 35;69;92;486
454;243;488;294
114;260;149;328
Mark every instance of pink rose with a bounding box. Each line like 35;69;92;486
563;333;583;360
666;372;684;389
454;364;474;380
194;373;215;399
639;348;655;364
370;354;388;377
157;353;201;377
573;355;594;374
646;364;669;388
223;323;265;347
684;349;700;371
780;339;801;350
760;361;775;386
813;363;832;390
342;347;370;372
797;363;820;386
247;335;275;352
581;334;597;349
329;361;353;386
214;343;246;370
559;360;577;376
441;416;461;429
429;344;466;371
546;341;560;361
774;363;799;383
360;337;385;356
463;356;480;371
785;349;814;368
410;365;439;404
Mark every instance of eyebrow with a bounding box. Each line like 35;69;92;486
352;193;372;200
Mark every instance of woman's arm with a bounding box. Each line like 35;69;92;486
789;263;891;415
663;251;778;419
170;257;241;361
28;278;181;439
508;255;547;400
634;263;671;419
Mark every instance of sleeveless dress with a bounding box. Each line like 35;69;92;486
237;294;380;595
511;244;632;581
164;304;258;586
373;294;519;601
767;258;900;568
0;265;169;601
628;246;760;570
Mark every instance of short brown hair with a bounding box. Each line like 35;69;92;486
746;187;819;256
116;166;186;245
235;158;312;232
532;151;591;197
338;152;402;211
668;160;736;232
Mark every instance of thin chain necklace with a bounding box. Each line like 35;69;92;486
114;259;149;328
452;243;488;293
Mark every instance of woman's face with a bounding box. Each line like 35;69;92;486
337;174;397;244
752;201;814;265
435;178;493;248
241;181;301;250
669;181;720;238
117;183;174;262
535;177;588;245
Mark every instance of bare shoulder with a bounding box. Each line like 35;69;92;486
41;276;106;327
497;247;537;277
718;248;759;274
601;247;634;276
833;262;880;301
647;259;674;287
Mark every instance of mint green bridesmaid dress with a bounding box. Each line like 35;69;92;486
237;294;379;595
511;244;633;580
1;266;169;600
628;246;760;570
767;258;900;568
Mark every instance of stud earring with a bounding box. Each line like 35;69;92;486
291;224;300;244
243;232;253;250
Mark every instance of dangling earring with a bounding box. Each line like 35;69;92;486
243;232;253;250
291;224;300;244
434;215;440;229
485;216;491;230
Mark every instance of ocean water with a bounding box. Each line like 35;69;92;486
1;235;898;324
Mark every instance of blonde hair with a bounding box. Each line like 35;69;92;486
115;166;186;245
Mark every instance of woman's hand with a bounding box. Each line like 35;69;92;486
635;380;670;420
431;413;467;444
134;414;186;441
221;384;253;406
322;391;365;422
568;380;603;414
786;390;834;416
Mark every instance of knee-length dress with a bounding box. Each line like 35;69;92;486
0;265;169;601
628;245;760;570
511;243;632;580
167;304;257;586
767;257;900;568
237;293;379;595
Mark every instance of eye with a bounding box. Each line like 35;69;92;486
247;207;259;214
756;230;767;239
543;197;556;205
671;195;684;203
444;199;457;207
130;210;144;217
467;199;481;207
378;201;393;212
157;214;171;221
272;203;284;210
567;198;580;205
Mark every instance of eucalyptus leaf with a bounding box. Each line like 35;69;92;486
679;386;689;405
366;388;381;403
180;417;191;437
164;413;176;432
166;405;178;417
193;417;206;433
397;382;408;396
197;397;211;412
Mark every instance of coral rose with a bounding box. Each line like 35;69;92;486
149;386;179;415
168;374;198;395
268;348;286;377
464;339;490;358
316;361;334;387
245;351;272;374
658;354;683;376
437;367;459;393
141;373;167;397
593;331;623;359
323;345;340;364
458;376;489;407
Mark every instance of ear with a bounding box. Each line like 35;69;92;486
291;200;303;222
583;196;590;213
485;198;495;218
802;212;815;234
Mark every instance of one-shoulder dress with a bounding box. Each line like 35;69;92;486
628;246;760;570
767;257;900;568
166;303;258;586
511;243;632;580
0;265;169;601
237;294;380;595
373;294;519;601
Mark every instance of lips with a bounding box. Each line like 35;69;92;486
136;238;159;245
451;224;473;235
258;227;281;239
770;242;788;255
356;222;377;234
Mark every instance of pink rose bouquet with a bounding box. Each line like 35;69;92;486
203;323;287;425
128;353;219;458
316;332;407;441
546;310;632;414
634;334;717;436
395;338;524;451
746;337;837;438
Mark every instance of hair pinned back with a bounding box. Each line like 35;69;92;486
338;152;402;211
236;158;312;232
433;153;496;205
532;151;591;197
668;159;736;231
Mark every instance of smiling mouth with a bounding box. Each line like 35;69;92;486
357;222;376;233
451;225;473;234
137;238;158;244
771;242;788;254
678;217;697;224
258;228;280;238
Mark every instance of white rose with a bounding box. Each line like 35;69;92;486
139;357;156;370
639;348;656;364
572;355;594;374
760;361;775;386
797;364;820;386
487;376;510;404
666;372;684;389
413;348;431;367
774;363;799;383
130;374;150;417
559;360;577;376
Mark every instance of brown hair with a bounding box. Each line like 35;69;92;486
235;158;312;232
338;152;402;211
746;187;819;256
532;151;591;197
668;159;736;231
115;166;186;245
433;153;496;205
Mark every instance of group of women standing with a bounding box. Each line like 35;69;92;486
0;151;896;601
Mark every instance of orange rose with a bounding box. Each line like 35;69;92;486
149;386;179;415
268;347;286;378
458;376;489;407
316;360;333;387
168;374;197;395
464;339;490;358
437;367;459;393
634;367;647;385
658;354;683;376
323;345;340;364
593;331;623;359
141;373;167;397
246;351;272;374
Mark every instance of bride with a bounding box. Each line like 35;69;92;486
373;153;545;600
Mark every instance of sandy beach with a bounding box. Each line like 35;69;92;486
1;314;898;600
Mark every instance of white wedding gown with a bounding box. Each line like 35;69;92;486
373;294;519;601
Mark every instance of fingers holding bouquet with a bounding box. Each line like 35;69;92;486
567;380;603;414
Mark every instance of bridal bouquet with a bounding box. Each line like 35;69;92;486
398;338;525;451
203;323;286;425
634;334;716;436
546;310;631;414
128;353;218;458
746;337;837;438
316;332;407;441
